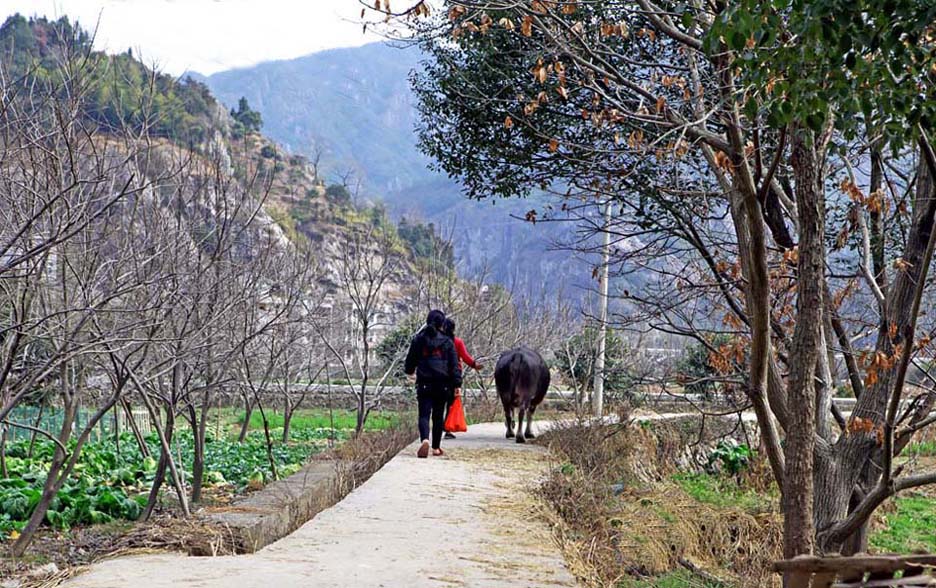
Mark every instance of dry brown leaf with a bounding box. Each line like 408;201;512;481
714;150;733;172
448;4;466;20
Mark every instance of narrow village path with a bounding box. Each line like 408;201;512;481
63;422;578;588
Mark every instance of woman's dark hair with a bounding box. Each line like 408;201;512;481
442;318;456;338
426;309;446;330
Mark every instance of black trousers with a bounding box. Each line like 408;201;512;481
417;383;450;449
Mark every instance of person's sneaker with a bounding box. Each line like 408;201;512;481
417;440;430;458
432;448;445;457
444;432;456;439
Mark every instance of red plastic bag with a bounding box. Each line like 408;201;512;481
444;396;468;433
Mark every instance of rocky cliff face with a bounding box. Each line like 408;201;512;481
213;122;420;329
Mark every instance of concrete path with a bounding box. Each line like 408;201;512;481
63;422;578;588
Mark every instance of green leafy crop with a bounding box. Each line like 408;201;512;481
0;424;346;537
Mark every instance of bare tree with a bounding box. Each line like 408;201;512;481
308;143;324;181
314;226;405;432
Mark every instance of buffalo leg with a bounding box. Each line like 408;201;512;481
516;407;526;444
503;399;515;438
525;404;537;439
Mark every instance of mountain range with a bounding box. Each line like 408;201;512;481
201;42;595;302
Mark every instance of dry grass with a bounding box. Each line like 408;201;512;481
118;516;247;556
611;484;781;584
0;514;246;588
15;566;86;588
332;419;415;497
464;395;502;424
538;418;783;588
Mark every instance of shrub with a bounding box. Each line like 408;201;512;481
707;440;754;477
554;326;633;396
397;217;454;268
375;315;424;383
325;183;352;205
675;335;733;399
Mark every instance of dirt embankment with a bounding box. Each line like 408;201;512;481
538;415;782;588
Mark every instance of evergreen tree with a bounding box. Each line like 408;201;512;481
231;96;262;133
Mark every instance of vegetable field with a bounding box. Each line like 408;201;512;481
0;408;396;539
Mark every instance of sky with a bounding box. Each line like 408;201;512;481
2;0;381;75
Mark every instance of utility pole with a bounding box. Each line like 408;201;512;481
593;199;611;418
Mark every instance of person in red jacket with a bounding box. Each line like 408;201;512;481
441;318;483;439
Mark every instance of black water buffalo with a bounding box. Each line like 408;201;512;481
494;347;550;443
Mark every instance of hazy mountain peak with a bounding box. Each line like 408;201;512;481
206;42;429;198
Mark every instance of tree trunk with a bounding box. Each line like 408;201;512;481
816;147;936;552
13;414;71;556
188;405;205;503
869;145;887;292
139;363;190;519
783;127;825;561
708;65;787;484
358;328;370;434
238;394;253;443
257;402;278;481
190;388;213;504
142;406;179;520
27;403;45;458
13;360;78;556
727;176;786;486
121;398;150;458
841;492;869;555
113;402;120;457
282;398;293;443
357;391;366;434
14;384;120;555
0;426;7;478
815;321;835;441
143;447;169;521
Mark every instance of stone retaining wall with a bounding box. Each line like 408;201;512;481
199;461;341;553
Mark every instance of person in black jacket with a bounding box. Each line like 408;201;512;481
404;309;462;458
